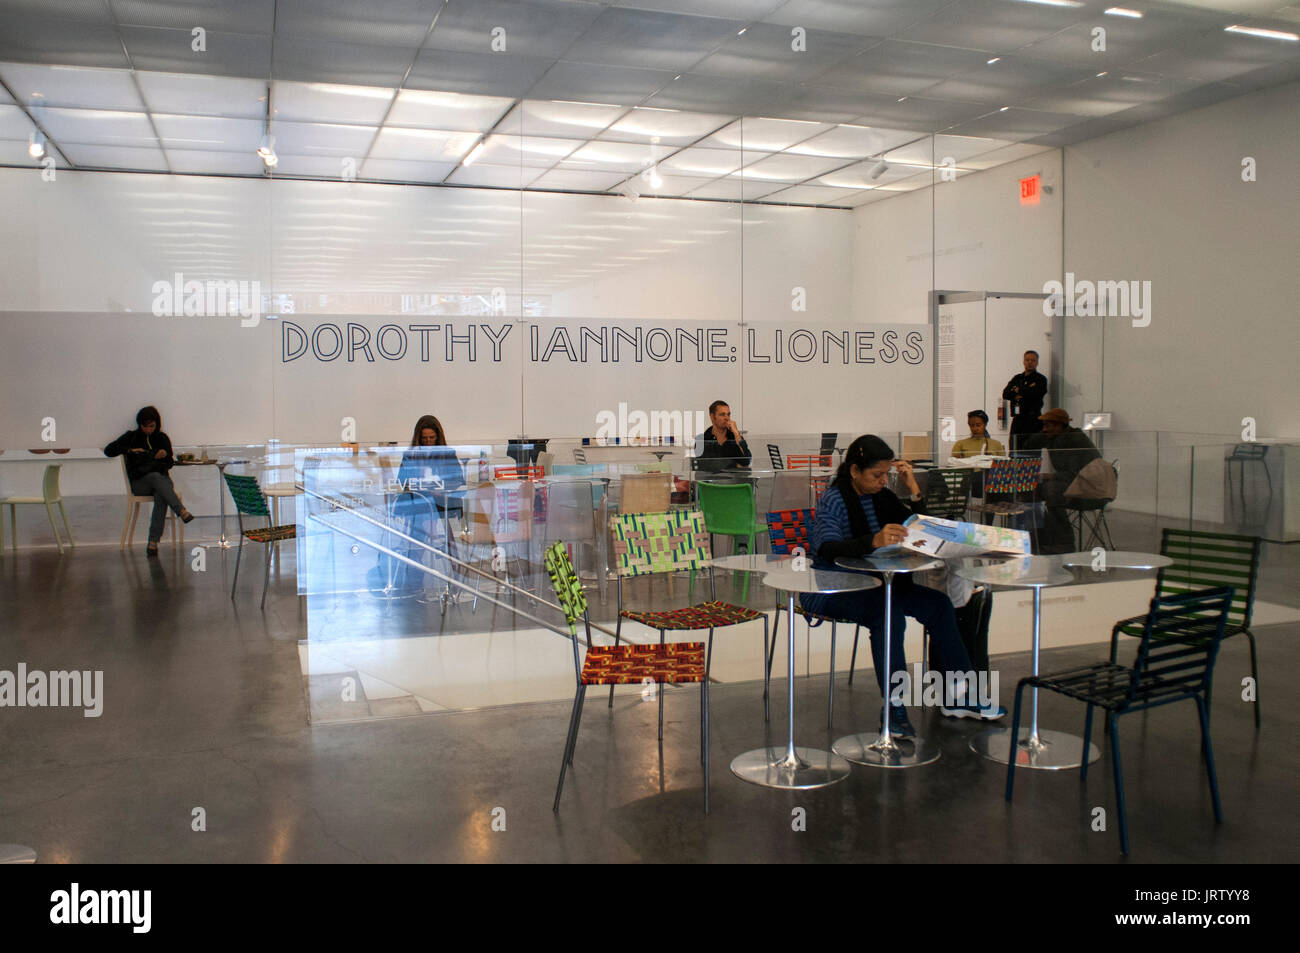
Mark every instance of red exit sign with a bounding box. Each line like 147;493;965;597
1020;174;1041;205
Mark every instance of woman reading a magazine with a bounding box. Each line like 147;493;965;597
802;434;1006;736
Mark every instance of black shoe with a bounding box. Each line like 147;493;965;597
880;706;915;738
180;509;195;524
146;542;159;556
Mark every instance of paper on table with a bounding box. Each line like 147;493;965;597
873;514;1030;560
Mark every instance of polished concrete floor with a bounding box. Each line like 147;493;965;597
1;529;1296;864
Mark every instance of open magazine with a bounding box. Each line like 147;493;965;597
874;514;1030;560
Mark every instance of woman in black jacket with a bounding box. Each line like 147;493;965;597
104;406;192;554
802;434;1003;735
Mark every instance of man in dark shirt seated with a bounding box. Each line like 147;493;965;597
1022;408;1102;553
694;399;751;473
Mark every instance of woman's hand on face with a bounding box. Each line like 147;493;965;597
872;523;908;549
892;459;921;495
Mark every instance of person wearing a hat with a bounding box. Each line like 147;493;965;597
1023;408;1102;552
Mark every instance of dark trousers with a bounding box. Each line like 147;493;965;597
804;579;973;705
1008;416;1042;453
1037;476;1075;552
130;472;184;543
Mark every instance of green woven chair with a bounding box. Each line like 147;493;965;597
545;541;709;813
696;481;765;601
921;467;974;521
610;510;769;728
224;472;296;610
1110;528;1262;728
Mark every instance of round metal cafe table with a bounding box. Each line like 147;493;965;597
729;565;879;790
956;555;1097;770
1057;551;1173;572
832;553;943;768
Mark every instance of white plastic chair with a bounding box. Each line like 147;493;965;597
119;458;182;549
1;464;74;554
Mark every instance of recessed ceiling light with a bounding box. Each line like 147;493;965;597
1096;71;1109;77
1000;106;1011;111
1104;7;1142;17
28;130;46;158
1225;24;1298;42
1012;0;1083;7
897;96;907;103
737;27;747;35
987;57;1001;64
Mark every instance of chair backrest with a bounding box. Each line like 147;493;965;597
900;434;931;462
1127;587;1235;704
697;481;757;536
922;467;973;520
787;453;830;470
820;433;838;457
767;444;783;470
543;540;589;680
636;461;671;473
612;510;710;577
543;480;596;542
552;464;602;478
1157;529;1262;630
986;456;1039;493
1229;443;1268;462
768;469;815;512
42;464;63;502
224;472;271;518
536;450;555;474
572;447;587;464
494;465;544;481
618;472;671;514
766;508;813;554
121;457;136;495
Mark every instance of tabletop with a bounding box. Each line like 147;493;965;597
1057;551;1173;571
762;566;881;595
835;553;943;575
712;553;793;572
956;555;1073;588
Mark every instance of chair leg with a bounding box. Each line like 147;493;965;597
128;501;141;548
1005;679;1029;801
8;504;16;552
553;685;586;812
608;615;623;708
762;615;771;722
1109;716;1129;855
230;534;244;600
702;678;710;814
1081;703;1096;783
261;542;272;610
121;501;133;549
848;626;861;686
58;501;74;548
827;622;837;727
1243;628;1261;729
1196;696;1223;824
702;628;714;763
44;503;64;553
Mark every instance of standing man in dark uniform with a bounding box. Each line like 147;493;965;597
1002;350;1048;453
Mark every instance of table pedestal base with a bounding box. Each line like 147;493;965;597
730;746;851;789
971;727;1101;769
833;732;940;768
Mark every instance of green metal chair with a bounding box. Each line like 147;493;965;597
224;472;296;610
696;480;765;601
921;467;974;521
545;540;709;813
1110;529;1263;728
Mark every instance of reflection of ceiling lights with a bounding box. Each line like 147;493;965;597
28;130;46;158
1225;24;1298;42
1104;7;1142;17
1012;0;1083;7
257;133;278;167
462;140;485;165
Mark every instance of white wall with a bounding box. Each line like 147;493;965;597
1063;79;1300;441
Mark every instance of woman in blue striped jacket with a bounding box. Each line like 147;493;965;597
802;434;1005;736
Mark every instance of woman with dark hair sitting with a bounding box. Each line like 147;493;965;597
104;405;193;555
393;415;465;590
801;434;1005;735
